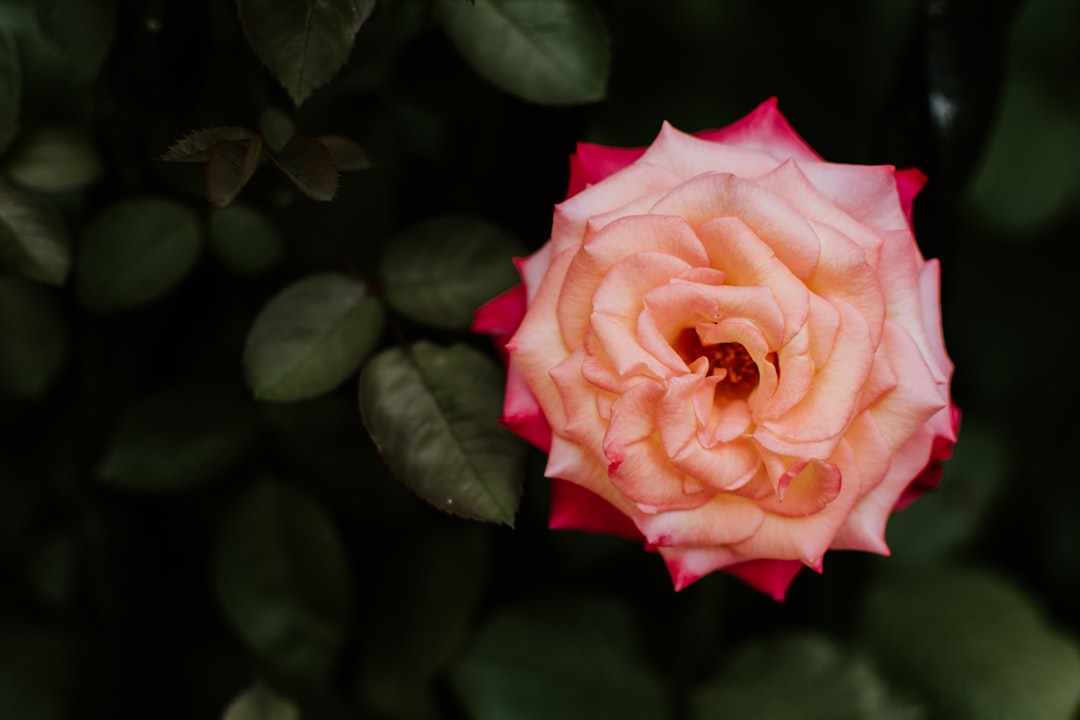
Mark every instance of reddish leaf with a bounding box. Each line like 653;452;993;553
206;135;265;208
161;126;256;162
271;134;339;202
319;134;372;171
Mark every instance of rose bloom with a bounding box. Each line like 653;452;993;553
474;99;958;599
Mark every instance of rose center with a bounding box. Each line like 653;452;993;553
674;329;760;393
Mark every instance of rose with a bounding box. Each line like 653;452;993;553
474;99;958;599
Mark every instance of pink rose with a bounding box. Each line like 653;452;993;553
474;99;958;599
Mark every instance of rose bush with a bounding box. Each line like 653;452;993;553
474;99;958;599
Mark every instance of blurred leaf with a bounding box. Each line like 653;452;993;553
0;177;69;284
34;0;115;76
0;622;71;720
258;107;296;152
209;204;284;275
270;133;339;201
238;0;376;106
21;529;77;609
214;481;352;684
162;127;257;162
0;275;66;397
692;634;924;720
863;567;1080;720
244;273;384;402
437;0;610;105
966;69;1080;232
450;595;666;720
0;26;19;155
886;418;1005;563
97;386;258;492
381;216;524;330
77;197;201;310
4;125;103;192
360;526;487;716
262;394;420;524
222;683;300;720
206;135;265;208
359;342;525;526
319;134;371;171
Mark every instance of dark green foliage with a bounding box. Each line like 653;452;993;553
0;0;1078;718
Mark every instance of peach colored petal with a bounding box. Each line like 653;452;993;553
795;160;912;235
696;97;822;163
658;545;742;591
551;162;682;253
828;412;896;554
507;248;577;431
603;381;708;510
730;441;863;567
757;160;887;269
806;221;885;346
557;215;707;349
589;252;695;379
656;368;762;491
517;242;554;304
548;348;608;462
696;216;810;345
866;321;949;452
650;172;821;280
639;122;782;179
636;492;766;548
754;458;841;518
758;295;875;447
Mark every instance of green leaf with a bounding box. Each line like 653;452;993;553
0;275;66;398
244;274;383;402
221;683;300;720
437;0;610;105
0;177;70;284
238;0;376;106
4;125;104;193
161;126;257;162
270;133;339;201
319;134;371;171
97;386;258;492
450;596;666;720
209;204;284;275
34;0;115;76
77;197;201;310
0;622;72;720
214;481;352;684
0;26;19;155
206;135;264;208
381;216;524;330
692;634;924;720
258;107;296;153
862;568;1080;720
359;342;525;526
360;526;487;716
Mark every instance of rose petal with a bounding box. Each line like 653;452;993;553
696;97;822;163
567;144;647;198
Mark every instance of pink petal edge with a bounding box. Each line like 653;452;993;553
895;167;928;230
720;558;807;600
894;404;961;511
548;478;644;541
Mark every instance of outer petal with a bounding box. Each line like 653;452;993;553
696;97;822;163
567;144;647;198
548;478;643;540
